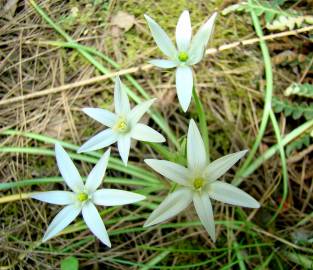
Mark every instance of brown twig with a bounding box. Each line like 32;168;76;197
1;25;313;107
287;144;313;164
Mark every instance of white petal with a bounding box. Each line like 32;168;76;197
117;135;131;165
209;181;260;208
129;98;156;125
176;66;193;112
144;188;192;227
204;150;248;182
82;108;117;128
31;191;75;205
144;159;189;186
43;204;81;242
149;59;177;69
131;123;165;143
77;129;118;153
144;14;177;59
85;149;110;192
114;76;130;115
82;202;111;247
188;12;217;65
92;189;145;206
55;144;84;193
187;119;207;173
193;192;215;241
176;10;192;52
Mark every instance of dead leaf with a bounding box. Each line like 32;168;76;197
111;11;135;31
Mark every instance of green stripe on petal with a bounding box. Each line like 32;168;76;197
149;59;177;69
175;66;193;112
204;150;248;182
43;204;81;242
209;181;260;208
114;76;130;115
187;119;207;173
129;98;156;125
193;192;215;241
82;202;111;247
144;187;192;227
82;108;117;128
78;128;118;153
85;149;110;192
92;189;145;206
176;10;192;52
31;191;75;205
188;12;217;65
117;135;131;166
131;123;165;143
144;159;190;186
55;144;84;193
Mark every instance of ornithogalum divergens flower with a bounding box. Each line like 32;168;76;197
145;10;217;112
77;76;165;165
31;144;145;247
144;119;260;241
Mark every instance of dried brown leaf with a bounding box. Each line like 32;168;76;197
111;11;135;31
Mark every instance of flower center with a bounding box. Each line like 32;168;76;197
178;51;189;62
193;177;205;191
113;117;129;133
77;192;89;202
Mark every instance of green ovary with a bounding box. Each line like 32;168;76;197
113;117;129;133
178;51;189;62
77;192;88;202
193;177;205;191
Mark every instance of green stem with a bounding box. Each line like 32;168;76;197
0;176;160;191
145;142;176;161
239;0;288;221
233;241;247;270
192;87;210;161
236;0;273;177
0;147;159;185
1;129;157;181
267;111;288;224
140;250;171;270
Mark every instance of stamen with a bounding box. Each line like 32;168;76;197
178;51;189;62
193;177;205;191
77;192;89;202
113;117;129;133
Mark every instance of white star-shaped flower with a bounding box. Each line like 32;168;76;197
31;144;145;247
144;119;260;241
77;76;165;165
144;10;217;112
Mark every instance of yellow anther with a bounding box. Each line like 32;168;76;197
178;51;189;62
193;177;205;191
113;117;129;133
77;192;88;202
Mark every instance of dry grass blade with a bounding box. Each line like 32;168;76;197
1;25;313;106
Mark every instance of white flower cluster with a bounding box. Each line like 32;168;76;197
145;10;217;112
31;10;260;247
